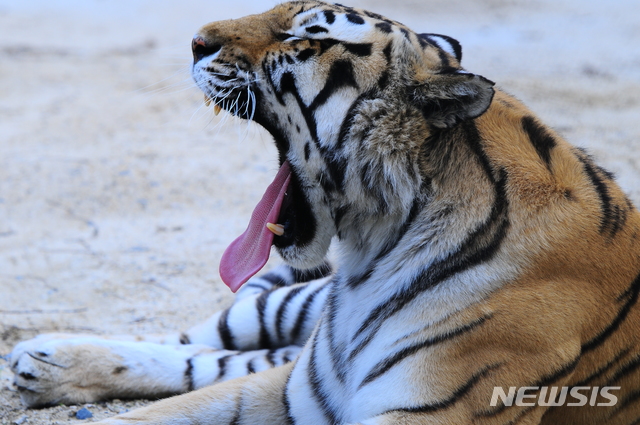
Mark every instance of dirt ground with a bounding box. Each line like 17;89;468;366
1;0;639;423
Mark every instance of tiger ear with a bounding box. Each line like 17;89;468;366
411;70;495;128
418;33;462;63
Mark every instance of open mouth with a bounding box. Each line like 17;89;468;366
219;161;294;292
198;71;317;292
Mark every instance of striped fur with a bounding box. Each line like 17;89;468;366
11;1;640;424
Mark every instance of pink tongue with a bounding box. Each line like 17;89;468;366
219;161;291;292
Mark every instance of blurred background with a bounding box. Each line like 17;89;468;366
1;0;639;421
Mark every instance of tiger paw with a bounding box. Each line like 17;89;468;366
10;337;130;407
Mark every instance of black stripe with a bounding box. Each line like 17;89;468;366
582;272;640;353
417;34;432;49
346;268;373;289
283;369;297;425
382;42;393;63
385;363;501;414
179;332;191;345
376;22;393;33
256;291;273;349
323;156;347;193
308;329;340;424
253;83;289;163
537;356;581;387
400;28;411;41
216;355;232;381
292;261;333;282
247;358;257;374
606;354;640;387
304;142;311;161
343;43;372;57
242;282;271;292
610;391;640;420
309;60;359;111
316;170;336;193
504;406;535;425
184;358;195;391
229;397;242;425
336;89;377;150
576;150;625;238
306;25;328;34
521;116;556;169
275;285;307;341
218;308;236;350
323;10;335;24
318;38;340;55
573;347;632;387
261;272;290;288
296;48;315;62
333;206;349;230
324;286;348;383
377;70;389;90
345;12;365;24
266;349;277;367
360;161;391;213
485;356;579;419
363;10;385;20
208;72;237;82
436;49;450;70
291;285;328;343
276;33;295;42
359;315;491;388
477;356;580;419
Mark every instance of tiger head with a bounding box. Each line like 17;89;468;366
191;1;494;285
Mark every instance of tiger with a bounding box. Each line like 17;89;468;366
9;1;640;424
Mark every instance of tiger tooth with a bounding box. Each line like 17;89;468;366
266;223;285;236
213;104;222;116
204;94;212;107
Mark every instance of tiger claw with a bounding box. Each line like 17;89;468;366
213;104;222;115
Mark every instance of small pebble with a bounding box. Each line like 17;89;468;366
75;407;93;420
14;415;28;425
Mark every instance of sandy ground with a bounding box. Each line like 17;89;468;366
0;0;639;423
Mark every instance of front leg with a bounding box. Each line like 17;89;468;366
11;337;300;407
9;271;329;407
96;362;295;425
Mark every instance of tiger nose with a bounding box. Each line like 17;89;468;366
192;36;222;64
